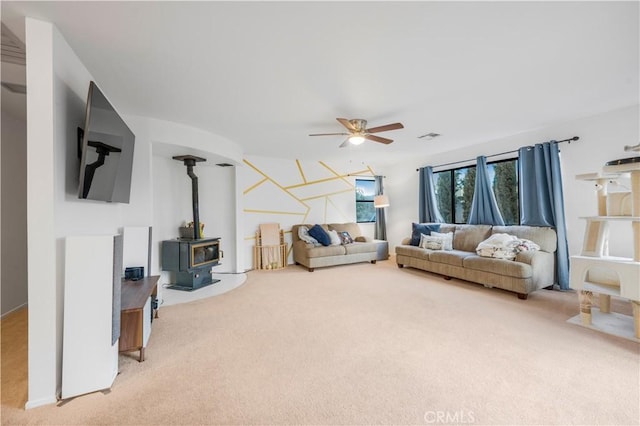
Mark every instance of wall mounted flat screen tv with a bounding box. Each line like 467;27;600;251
78;81;135;203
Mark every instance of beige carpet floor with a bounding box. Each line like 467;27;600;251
2;258;639;425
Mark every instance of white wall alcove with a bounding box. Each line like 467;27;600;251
130;116;247;306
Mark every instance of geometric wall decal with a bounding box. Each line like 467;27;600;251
240;156;376;269
244;179;308;215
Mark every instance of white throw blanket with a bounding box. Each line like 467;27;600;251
476;233;540;260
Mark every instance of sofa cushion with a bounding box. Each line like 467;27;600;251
291;224;311;243
419;234;446;250
338;231;354;244
396;244;431;261
492;225;557;253
453;224;492;252
297;225;319;245
328;229;342;246
304;244;347;258
410;223;441;246
344;241;378;255
309;224;331;246
431;231;453;250
328;223;362;238
436;224;456;235
428;250;475;267
463;255;532;279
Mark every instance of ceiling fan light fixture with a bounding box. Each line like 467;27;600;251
310;118;403;148
349;135;365;145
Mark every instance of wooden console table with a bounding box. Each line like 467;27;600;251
120;275;159;361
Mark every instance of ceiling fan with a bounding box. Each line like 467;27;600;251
309;118;404;148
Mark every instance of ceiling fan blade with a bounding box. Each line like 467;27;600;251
336;118;356;131
338;139;350;148
366;122;404;133
309;132;349;137
365;134;393;144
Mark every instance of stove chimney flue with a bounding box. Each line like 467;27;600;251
173;155;207;239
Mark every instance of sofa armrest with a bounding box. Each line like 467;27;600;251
516;250;555;289
355;236;372;243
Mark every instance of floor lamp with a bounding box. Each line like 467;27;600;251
374;195;389;208
374;194;389;241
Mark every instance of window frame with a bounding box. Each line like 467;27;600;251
433;157;520;225
355;178;376;223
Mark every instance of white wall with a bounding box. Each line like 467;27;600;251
21;13;636;410
137;115;243;286
25;19;244;407
382;105;640;259
1;109;28;316
26;19;153;408
152;155;238;285
238;155;378;270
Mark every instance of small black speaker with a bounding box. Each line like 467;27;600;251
125;266;144;281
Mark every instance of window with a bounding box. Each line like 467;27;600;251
433;159;519;225
355;179;376;223
454;166;476;224
489;159;520;225
433;171;452;223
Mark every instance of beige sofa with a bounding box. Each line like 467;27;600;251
292;223;378;272
395;224;557;299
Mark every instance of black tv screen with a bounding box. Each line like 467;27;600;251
78;81;135;203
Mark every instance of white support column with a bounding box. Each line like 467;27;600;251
25;18;58;409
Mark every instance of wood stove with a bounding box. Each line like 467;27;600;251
162;238;220;291
161;154;221;291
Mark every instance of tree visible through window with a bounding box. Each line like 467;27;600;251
355;179;376;223
490;160;520;225
434;172;452;223
455;167;476;223
433;159;519;225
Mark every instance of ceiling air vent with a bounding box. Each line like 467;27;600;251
418;132;441;140
216;163;234;167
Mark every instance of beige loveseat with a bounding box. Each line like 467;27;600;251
292;223;378;272
395;224;557;299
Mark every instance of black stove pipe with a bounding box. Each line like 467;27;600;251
185;161;200;240
174;155;206;240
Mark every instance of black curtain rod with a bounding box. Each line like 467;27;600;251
416;136;579;171
347;174;386;178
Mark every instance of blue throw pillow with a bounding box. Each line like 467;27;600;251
308;224;331;246
410;223;441;246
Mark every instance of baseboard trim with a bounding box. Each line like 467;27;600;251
25;395;58;410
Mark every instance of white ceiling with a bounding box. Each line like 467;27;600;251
2;1;638;166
